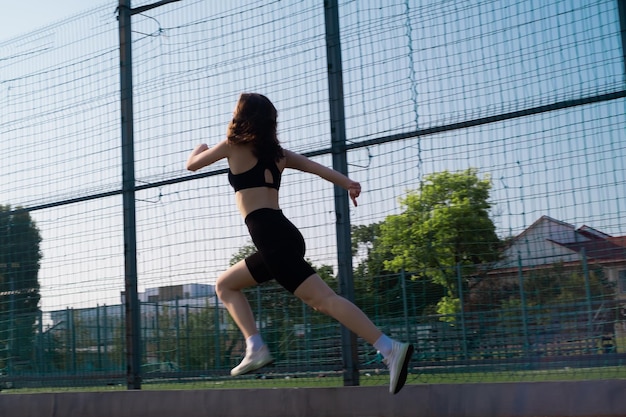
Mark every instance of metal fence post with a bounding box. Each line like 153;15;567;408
117;0;181;390
617;0;626;77
517;255;530;355
175;298;181;367
324;0;359;387
400;269;411;342
456;264;468;359
117;0;141;390
96;305;102;370
214;293;221;369
581;248;594;352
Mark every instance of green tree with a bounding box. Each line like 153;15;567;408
523;263;614;309
179;302;227;370
229;242;257;267
0;206;42;371
377;169;501;316
352;223;444;318
352;222;389;278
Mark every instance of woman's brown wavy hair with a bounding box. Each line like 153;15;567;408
227;93;284;162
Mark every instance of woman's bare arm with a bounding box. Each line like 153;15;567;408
186;139;230;171
284;149;361;206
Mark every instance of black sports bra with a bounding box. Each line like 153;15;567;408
228;158;282;192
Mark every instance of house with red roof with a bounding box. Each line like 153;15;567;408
485;216;626;351
493;215;626;301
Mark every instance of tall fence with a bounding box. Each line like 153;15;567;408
0;0;625;390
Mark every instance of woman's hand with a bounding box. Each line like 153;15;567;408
348;181;361;207
186;141;229;171
186;144;209;171
192;143;209;155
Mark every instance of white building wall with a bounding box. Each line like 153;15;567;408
499;217;583;268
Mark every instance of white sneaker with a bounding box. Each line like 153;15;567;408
382;340;414;394
230;345;274;376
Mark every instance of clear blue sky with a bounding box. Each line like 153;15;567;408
1;0;624;312
1;0;105;42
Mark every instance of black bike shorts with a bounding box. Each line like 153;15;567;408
244;208;316;293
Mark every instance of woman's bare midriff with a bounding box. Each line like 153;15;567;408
235;187;281;218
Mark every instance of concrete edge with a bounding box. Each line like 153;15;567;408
1;380;625;417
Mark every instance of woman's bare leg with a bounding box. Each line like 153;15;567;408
216;260;274;376
293;273;382;345
215;259;259;339
295;274;414;395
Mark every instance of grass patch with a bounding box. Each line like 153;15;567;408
2;366;625;394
